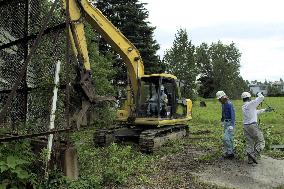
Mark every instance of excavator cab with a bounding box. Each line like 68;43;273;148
117;73;192;126
137;74;177;118
136;73;192;122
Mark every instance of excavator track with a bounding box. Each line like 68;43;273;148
93;128;118;147
139;124;188;153
94;124;189;153
93;129;108;147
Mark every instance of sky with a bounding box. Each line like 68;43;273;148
142;0;284;82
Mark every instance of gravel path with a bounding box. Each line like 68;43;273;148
195;155;284;189
113;136;284;189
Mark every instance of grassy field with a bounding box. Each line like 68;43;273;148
191;97;284;159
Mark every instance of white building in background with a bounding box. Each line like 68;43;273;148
249;80;284;96
249;83;268;95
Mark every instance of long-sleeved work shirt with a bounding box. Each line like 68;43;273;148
242;93;265;125
221;100;235;126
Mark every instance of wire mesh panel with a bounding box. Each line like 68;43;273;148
1;0;27;128
0;0;79;138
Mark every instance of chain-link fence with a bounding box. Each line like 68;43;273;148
0;0;80;140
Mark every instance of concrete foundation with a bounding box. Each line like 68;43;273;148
64;147;79;180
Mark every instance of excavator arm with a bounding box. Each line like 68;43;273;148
61;0;144;99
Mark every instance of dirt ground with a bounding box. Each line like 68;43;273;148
195;155;284;189
121;141;284;189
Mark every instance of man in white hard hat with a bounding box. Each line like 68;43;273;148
216;91;236;159
241;92;273;164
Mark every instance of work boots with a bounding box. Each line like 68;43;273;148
247;152;258;164
223;153;235;160
247;154;254;164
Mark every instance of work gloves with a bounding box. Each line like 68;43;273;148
265;107;274;112
257;92;264;97
228;126;234;132
221;122;235;131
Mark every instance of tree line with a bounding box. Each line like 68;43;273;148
163;29;248;99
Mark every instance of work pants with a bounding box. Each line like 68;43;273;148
223;122;234;155
243;123;265;154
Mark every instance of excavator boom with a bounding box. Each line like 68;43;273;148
62;0;144;97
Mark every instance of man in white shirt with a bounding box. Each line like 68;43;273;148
241;92;273;164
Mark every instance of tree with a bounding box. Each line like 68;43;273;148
94;0;163;86
163;29;197;98
195;43;214;98
196;41;247;98
267;85;282;96
210;42;241;96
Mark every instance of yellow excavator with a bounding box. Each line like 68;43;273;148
62;0;192;152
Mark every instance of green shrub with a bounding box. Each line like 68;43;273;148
71;129;155;187
0;142;38;189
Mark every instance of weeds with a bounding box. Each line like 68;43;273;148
71;130;156;187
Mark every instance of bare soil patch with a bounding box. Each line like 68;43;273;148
195;155;284;189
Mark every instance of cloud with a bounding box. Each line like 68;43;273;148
190;22;284;42
143;0;284;82
238;38;284;81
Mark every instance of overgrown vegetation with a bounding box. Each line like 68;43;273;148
0;141;38;188
69;130;156;188
72;97;283;188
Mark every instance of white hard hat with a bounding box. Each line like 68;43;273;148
161;85;165;90
241;92;251;99
216;91;226;99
